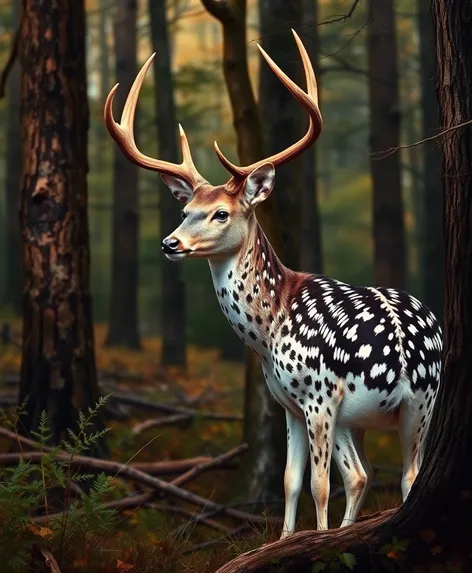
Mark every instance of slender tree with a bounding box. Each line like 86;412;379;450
258;0;302;270
106;0;141;348
367;0;406;289
418;0;444;321
300;0;323;274
149;0;187;368
217;1;472;570
19;0;106;456
201;0;287;503
2;0;22;314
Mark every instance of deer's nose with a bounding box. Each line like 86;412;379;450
161;237;181;253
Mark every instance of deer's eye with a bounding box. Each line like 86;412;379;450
213;210;229;222
181;210;187;220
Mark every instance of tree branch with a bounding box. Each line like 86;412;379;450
373;118;472;159
319;0;361;26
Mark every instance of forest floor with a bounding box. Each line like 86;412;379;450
0;318;405;573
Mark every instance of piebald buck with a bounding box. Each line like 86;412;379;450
105;30;442;538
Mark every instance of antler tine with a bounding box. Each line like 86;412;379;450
214;29;323;179
104;55;205;186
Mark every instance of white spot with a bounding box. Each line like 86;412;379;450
345;324;359;341
417;364;426;378
383;345;390;356
357;344;372;359
408;340;415;349
387;369;396;383
374;324;385;335
371;363;387;378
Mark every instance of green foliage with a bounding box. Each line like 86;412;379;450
377;536;410;571
312;548;357;573
0;400;115;572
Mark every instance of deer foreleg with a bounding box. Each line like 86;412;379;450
281;410;309;539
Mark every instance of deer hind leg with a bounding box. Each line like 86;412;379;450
306;402;339;530
399;398;425;501
281;410;309;539
332;427;373;527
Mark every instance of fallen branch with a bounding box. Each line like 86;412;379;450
0;449;269;524
107;390;243;422
132;413;192;436
33;546;61;573
215;509;396;573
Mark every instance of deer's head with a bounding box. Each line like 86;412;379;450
104;30;322;262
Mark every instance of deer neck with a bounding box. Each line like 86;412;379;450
208;217;296;353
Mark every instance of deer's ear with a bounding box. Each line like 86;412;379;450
161;174;194;205
243;163;275;207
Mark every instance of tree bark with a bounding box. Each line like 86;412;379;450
367;0;406;289
2;0;22;314
217;1;472;570
201;0;287;504
106;0;141;349
149;0;187;368
19;0;107;456
258;0;302;270
299;0;323;275
418;0;444;322
94;0;110;172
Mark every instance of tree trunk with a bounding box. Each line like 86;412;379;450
299;0;323;275
2;0;22;314
258;0;302;270
216;1;472;571
106;0;141;349
418;0;444;322
18;0;106;457
94;0;110;172
149;0;187;368
367;0;406;289
201;0;286;504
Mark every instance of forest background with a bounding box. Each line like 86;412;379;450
0;0;445;572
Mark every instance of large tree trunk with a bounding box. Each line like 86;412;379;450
418;0;444;321
149;0;187;368
95;0;110;172
216;1;472;571
299;0;323;274
367;0;406;289
18;0;106;457
106;0;141;349
201;0;286;504
2;0;22;314
258;0;302;270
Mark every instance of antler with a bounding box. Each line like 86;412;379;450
104;53;206;187
214;29;323;179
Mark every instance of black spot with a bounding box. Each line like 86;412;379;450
242;271;248;280
281;343;290;354
290;379;299;389
231;302;240;314
228;271;233;279
327;407;332;417
309;429;315;440
298;354;303;361
233;291;239;301
315;380;322;391
335;444;340;451
317;396;323;405
348;383;356;392
262;340;268;348
343;460;350;470
255;315;262;324
286;363;293;373
315;406;319;413
290;350;296;361
314;456;319;465
379;400;387;407
247;294;253;304
238;324;245;333
249;331;257;340
309;405;313;412
245;313;253;322
304;375;312;386
290;393;297;399
308;392;314;399
419;404;423;410
297;363;302;371
281;325;289;337
238;282;244;292
325;421;329;430
299;399;304;405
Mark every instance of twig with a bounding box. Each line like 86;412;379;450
182;524;248;555
171;443;248;487
373;118;472;159
319;0;361;26
36;547;61;573
132;414;191;436
143;502;234;533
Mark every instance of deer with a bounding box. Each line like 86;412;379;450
104;30;442;538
